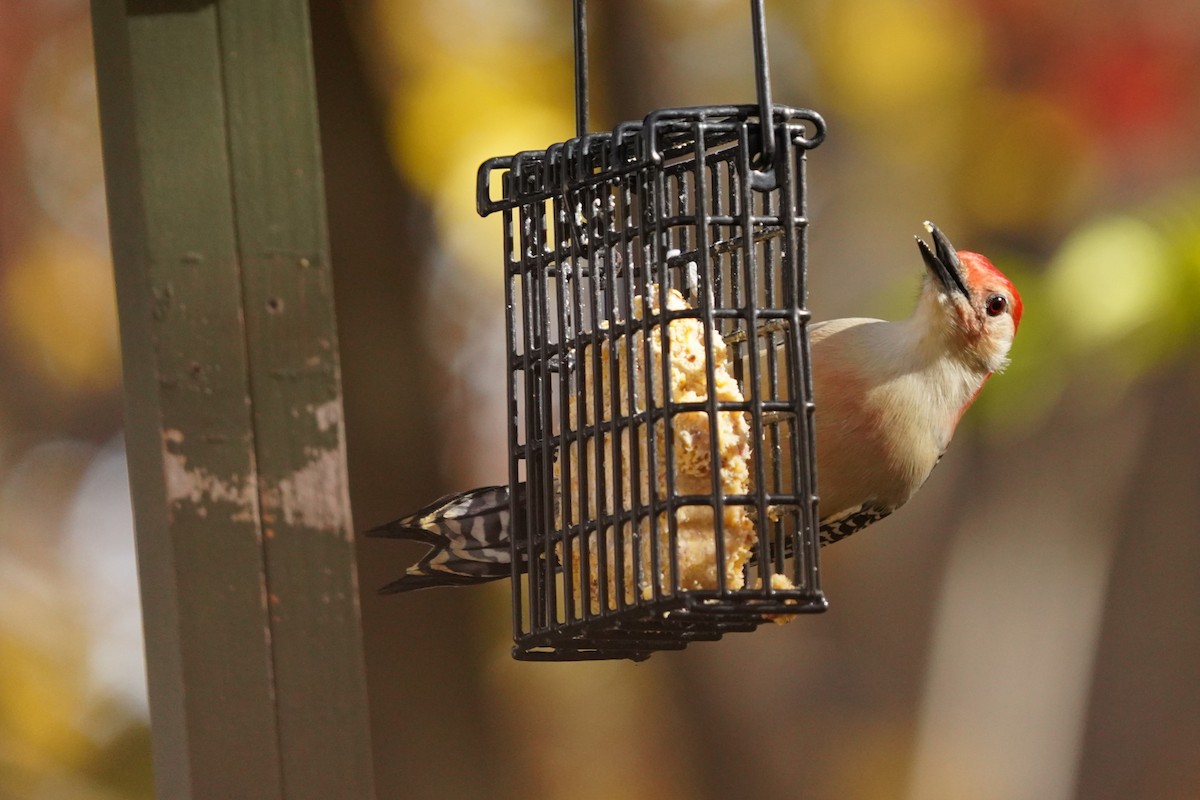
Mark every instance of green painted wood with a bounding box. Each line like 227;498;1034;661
215;2;376;797
91;1;375;797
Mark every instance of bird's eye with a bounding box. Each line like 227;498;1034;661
985;294;1007;317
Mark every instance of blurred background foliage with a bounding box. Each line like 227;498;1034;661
1;0;1199;797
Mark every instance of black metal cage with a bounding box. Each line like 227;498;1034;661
477;0;827;661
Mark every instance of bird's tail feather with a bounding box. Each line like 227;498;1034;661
367;485;516;593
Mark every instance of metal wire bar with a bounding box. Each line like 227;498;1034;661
574;0;589;138
750;0;775;171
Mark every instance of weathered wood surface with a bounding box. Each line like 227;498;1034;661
91;2;376;797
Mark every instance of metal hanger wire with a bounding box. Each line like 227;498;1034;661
572;0;777;171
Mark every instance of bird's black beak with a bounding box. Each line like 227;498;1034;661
916;221;970;298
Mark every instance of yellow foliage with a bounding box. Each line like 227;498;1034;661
957;90;1096;230
817;0;983;117
1046;216;1175;355
387;64;573;278
1;231;120;393
0;594;91;790
373;0;568;74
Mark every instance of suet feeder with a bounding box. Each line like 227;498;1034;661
477;0;827;661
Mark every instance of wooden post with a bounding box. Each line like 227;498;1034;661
91;1;376;797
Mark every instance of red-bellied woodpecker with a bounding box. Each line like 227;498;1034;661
370;222;1023;592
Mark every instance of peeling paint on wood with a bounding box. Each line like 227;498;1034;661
268;447;351;533
312;398;341;432
162;429;258;522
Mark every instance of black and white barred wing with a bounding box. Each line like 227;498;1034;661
371;483;891;593
818;502;893;546
367;485;519;593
